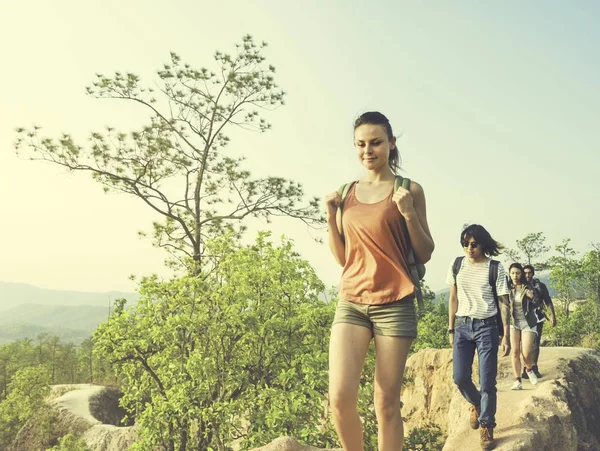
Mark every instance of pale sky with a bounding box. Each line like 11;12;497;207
1;1;598;294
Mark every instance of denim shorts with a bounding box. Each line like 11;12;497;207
332;295;417;337
511;318;538;335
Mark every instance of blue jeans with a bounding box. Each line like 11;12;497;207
452;316;499;428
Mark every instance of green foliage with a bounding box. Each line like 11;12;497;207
404;423;444;450
15;36;323;272
544;299;600;350
47;433;90;451
413;300;449;353
94;232;336;450
504;231;551;270
0;366;50;448
516;232;551;269
581;244;600;303
0;335;114;399
549;239;584;318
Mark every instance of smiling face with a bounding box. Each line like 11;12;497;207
510;267;523;285
524;268;534;282
354;124;395;172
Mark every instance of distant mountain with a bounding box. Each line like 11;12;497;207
0;304;110;344
0;281;139;344
0;281;138;311
0;322;95;345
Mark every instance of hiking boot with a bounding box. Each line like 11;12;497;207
480;426;495;450
527;368;539;385
511;380;523;390
521;369;529;380
470;404;481;429
532;365;543;378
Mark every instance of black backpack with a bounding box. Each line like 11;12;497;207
452;256;504;337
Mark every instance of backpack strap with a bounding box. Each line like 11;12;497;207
337;181;357;211
393;176;425;313
488;259;504;337
452;256;465;283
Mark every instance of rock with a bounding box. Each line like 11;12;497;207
249;436;341;451
401;347;600;450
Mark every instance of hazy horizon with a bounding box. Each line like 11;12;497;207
1;1;598;294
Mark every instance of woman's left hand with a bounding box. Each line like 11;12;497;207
392;186;416;217
525;289;534;299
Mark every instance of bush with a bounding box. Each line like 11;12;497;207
47;433;90;451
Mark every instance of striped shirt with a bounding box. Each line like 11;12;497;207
445;257;509;319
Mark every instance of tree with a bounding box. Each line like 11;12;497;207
15;35;323;274
504;232;550;270
516;232;550;270
94;232;335;451
581;243;600;304
0;366;50;448
503;247;522;265
549;239;583;318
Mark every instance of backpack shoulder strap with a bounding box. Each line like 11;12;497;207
489;259;505;337
394;175;411;192
393;175;425;313
489;260;499;289
452;256;465;284
394;175;412;242
337;181;357;209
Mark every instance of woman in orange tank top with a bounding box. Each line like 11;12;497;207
324;112;435;451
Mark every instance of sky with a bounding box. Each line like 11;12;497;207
0;0;598;294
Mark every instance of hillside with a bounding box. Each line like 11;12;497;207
0;281;138;311
0;281;138;343
0;304;112;344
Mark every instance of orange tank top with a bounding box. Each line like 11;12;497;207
339;184;415;305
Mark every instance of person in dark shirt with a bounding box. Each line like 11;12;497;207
523;265;557;379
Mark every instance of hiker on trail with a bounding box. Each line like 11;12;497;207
446;224;510;451
507;263;541;390
523;264;557;379
325;111;434;451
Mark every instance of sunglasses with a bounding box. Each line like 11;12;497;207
462;242;480;250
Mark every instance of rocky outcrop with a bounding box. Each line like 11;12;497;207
249;437;341;451
16;348;599;450
402;347;600;450
51;384;137;451
254;347;600;451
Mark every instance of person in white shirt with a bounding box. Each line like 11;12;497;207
446;224;510;451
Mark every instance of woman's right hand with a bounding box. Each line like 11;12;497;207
325;191;342;218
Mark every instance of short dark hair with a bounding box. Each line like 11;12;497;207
460;224;504;257
523;264;535;274
354;111;401;174
509;262;528;285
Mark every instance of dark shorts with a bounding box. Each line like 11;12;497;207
332;295;417;337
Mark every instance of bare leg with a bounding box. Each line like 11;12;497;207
329;323;372;451
521;332;537;369
373;335;413;451
510;328;522;378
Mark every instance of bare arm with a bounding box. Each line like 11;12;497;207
448;284;458;347
498;294;511;338
448;284;458;329
401;181;435;263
